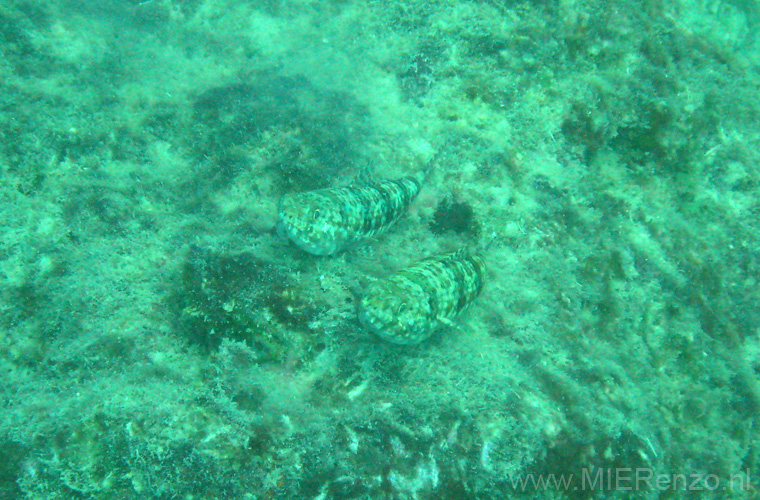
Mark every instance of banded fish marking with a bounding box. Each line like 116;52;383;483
358;248;486;345
277;177;421;256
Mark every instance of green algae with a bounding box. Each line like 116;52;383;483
171;245;325;363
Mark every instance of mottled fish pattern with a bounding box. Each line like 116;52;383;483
359;248;486;345
277;177;421;256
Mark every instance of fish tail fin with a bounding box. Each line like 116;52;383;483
412;138;459;185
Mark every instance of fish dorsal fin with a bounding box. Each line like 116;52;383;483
351;166;376;186
449;247;471;260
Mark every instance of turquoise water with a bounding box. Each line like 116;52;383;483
1;0;759;498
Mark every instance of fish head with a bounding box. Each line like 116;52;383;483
277;191;348;256
358;279;436;345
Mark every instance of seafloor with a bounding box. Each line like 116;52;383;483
2;0;759;499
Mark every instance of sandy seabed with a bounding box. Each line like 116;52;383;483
1;0;759;498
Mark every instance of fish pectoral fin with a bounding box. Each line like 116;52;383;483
437;316;464;333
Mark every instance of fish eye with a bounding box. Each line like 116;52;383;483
312;209;320;221
397;303;406;314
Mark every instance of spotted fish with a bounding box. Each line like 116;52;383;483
358;248;486;345
277;177;421;256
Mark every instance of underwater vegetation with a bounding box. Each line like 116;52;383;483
430;197;479;236
171;245;325;362
188;73;367;192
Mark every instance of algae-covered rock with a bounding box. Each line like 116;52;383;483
171;246;325;364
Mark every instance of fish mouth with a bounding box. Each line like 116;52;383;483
358;304;387;334
358;304;411;344
275;217;335;256
275;216;293;241
357;305;378;332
